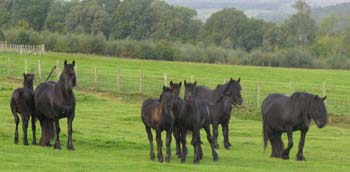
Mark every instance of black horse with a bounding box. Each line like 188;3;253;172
10;73;36;145
141;86;175;162
180;81;218;164
34;60;76;150
196;78;243;149
262;92;328;161
169;81;188;158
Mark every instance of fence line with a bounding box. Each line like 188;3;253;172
0;41;45;55
0;57;349;116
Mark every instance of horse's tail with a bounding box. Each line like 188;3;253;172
39;117;54;146
263;119;268;151
261;100;268;151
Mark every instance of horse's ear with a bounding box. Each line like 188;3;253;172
237;78;241;83
314;95;319;100
72;60;75;67
23;73;26;78
163;85;166;91
230;78;233;82
64;60;67;66
184;80;187;86
322;96;327;101
170;81;173;86
179;82;182;86
194;81;197;86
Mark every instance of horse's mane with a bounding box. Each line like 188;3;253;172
290;92;315;114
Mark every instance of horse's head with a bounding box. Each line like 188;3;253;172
184;80;197;105
23;73;34;89
170;80;182;98
226;78;243;106
310;95;328;128
61;60;76;91
160;85;174;109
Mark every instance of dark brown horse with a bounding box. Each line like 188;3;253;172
180;81;218;164
141;86;175;162
196;78;243;149
169;81;188;158
10;73;36;145
34;60;76;150
262;92;328;161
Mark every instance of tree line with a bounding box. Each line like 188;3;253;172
0;0;350;69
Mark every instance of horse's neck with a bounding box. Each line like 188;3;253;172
55;82;73;100
159;100;171;116
23;81;33;91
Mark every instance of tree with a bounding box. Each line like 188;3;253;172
202;8;265;51
110;0;156;39
0;0;12;28
45;0;71;33
9;0;53;31
281;0;317;47
65;0;109;37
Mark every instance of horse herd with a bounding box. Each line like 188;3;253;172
9;60;329;165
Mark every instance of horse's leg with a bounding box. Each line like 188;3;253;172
212;122;219;149
180;128;187;163
67;115;75;150
192;125;200;164
296;129;308;161
31;114;37;145
156;130;163;162
270;131;284;158
282;128;293;160
11;105;19;144
165;128;172;162
222;120;232;149
204;123;219;162
21;115;29;145
173;127;181;158
53;120;61;149
145;125;155;160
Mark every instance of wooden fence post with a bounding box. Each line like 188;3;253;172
289;81;294;95
7;57;11;77
95;66;98;90
56;60;60;81
38;60;42;82
24;58;28;74
75;64;78;87
163;73;168;86
323;81;327;104
139;70;143;94
116;66;120;93
257;81;261;108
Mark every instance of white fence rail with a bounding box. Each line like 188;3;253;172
0;41;45;55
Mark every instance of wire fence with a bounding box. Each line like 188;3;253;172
1;56;350;116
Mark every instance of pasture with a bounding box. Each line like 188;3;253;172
0;52;349;171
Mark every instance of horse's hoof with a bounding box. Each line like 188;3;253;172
32;140;37;145
158;155;163;163
181;159;186;163
166;157;170;163
24;142;29;146
67;145;75;151
14;138;19;144
297;154;306;161
193;160;199;164
224;145;231;150
282;152;289;160
213;157;219;162
150;153;155;161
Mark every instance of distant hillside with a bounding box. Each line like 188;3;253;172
312;3;350;23
167;0;350;22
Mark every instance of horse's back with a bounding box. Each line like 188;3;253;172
11;88;34;114
141;98;158;123
34;82;56;114
196;86;213;100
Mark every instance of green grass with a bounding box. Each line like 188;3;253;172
1;77;350;172
0;52;350;116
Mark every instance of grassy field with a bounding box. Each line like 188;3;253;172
0;52;350;116
0;76;350;172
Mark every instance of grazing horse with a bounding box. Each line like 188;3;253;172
180;81;218;164
196;78;243;149
141;86;175;162
34;60;76;150
169;81;188;158
262;92;328;161
10;73;36;145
